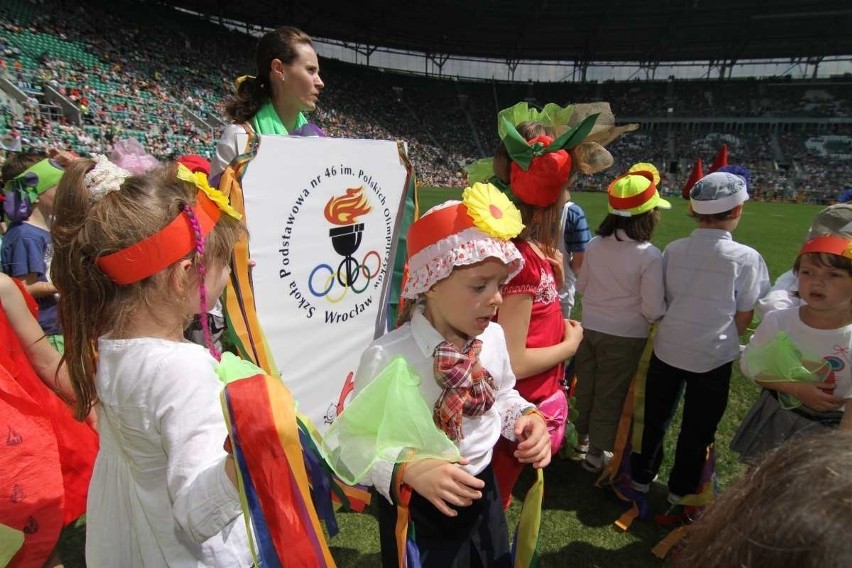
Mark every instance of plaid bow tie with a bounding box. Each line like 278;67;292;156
433;339;496;442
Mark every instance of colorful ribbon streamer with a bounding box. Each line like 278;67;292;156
222;373;336;567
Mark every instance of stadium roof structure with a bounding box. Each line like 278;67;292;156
165;0;852;65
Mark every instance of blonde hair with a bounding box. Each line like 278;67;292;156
51;160;243;419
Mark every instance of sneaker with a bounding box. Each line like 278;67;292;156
571;435;590;461
581;448;613;473
654;504;704;527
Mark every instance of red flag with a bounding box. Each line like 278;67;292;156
708;144;728;173
681;158;703;199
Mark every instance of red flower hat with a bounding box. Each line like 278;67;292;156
509;135;573;207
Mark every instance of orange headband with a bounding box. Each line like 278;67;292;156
798;236;852;260
96;191;221;285
407;203;476;258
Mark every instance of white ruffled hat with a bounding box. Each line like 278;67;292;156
402;183;525;299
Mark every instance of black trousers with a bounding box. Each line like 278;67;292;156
377;464;511;568
630;353;732;497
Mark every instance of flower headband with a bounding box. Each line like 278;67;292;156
176;164;242;220
798;236;852;260
95;164;240;285
403;183;525;299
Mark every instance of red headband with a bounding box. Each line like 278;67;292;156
798;236;852;260
96;191;221;285
407;203;476;258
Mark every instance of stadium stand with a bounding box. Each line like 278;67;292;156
1;0;850;201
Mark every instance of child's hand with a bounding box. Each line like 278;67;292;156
562;319;583;354
793;382;844;412
513;414;551;469
402;458;484;517
546;250;565;288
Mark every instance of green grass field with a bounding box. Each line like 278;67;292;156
59;190;823;567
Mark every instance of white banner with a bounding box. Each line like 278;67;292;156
241;136;410;432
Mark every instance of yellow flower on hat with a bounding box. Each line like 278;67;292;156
176;163;242;220
462;182;525;240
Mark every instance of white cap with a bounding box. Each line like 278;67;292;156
690;172;749;215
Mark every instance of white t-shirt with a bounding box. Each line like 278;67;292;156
86;338;250;567
755;269;800;321
741;306;852;400
576;231;666;338
353;310;533;503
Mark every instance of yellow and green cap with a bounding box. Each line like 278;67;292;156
607;170;670;217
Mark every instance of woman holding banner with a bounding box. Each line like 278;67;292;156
211;26;325;183
208;26;326;367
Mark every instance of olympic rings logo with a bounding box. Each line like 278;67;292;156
308;250;381;303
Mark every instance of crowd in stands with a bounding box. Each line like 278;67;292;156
2;5;852;567
0;0;850;197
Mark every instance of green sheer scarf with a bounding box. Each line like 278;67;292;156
251;102;308;135
746;331;833;409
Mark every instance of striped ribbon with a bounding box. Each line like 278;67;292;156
222;374;336;567
218;127;278;373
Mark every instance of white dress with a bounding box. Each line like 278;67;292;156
85;338;251;567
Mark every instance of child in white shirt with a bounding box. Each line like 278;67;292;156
51;156;252;567
756;203;852;320
574;166;669;472
734;235;852;463
629;171;770;516
327;184;550;567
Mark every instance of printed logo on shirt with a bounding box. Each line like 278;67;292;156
822;354;845;390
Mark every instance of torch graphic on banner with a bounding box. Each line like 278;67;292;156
324;186;372;288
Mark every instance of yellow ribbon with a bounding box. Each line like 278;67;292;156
176;163;242;220
234;74;256;89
